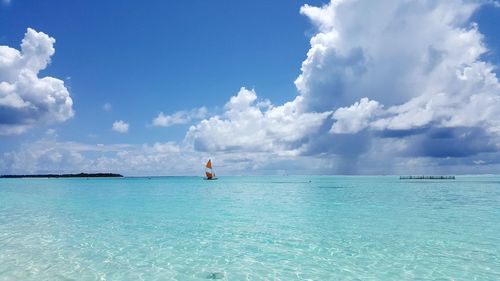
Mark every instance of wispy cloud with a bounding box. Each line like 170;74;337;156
152;107;207;127
0;136;342;175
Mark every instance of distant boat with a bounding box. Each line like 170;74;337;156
204;159;218;180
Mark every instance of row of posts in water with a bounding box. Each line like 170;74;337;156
399;175;455;180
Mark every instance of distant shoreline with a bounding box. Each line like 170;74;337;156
0;173;123;178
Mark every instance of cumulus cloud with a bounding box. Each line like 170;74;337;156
305;1;500;160
0;28;74;135
152;107;207;127
330;98;382;134
298;1;500;137
183;0;500;173
112;120;129;133
186;87;331;156
297;1;483;109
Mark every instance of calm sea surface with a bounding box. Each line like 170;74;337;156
0;176;499;280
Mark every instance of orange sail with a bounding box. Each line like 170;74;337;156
204;159;217;180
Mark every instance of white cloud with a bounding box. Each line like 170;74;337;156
112;120;129;133
0;138;133;174
473;160;486;165
0;28;74;135
296;1;484;110
143;141;181;154
186;87;331;156
152;107;207;127
4;135;500;176
0;136;341;175
330;97;382;134
296;1;500;135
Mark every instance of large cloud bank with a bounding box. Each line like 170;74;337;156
186;0;500;173
297;0;500;136
0;28;73;135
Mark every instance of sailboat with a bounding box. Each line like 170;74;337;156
204;159;217;180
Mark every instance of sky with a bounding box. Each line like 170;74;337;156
1;0;500;176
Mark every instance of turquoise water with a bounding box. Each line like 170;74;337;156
0;176;499;280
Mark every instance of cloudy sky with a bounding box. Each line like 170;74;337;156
1;0;500;175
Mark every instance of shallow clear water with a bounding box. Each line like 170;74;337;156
0;176;499;280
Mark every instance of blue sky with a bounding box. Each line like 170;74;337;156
0;0;323;144
1;0;500;175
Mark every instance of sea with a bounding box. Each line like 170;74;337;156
0;176;499;280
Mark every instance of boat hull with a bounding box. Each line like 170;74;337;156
203;177;218;180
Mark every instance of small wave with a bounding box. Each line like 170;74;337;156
270;181;312;184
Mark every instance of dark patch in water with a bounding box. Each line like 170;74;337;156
207;272;224;279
